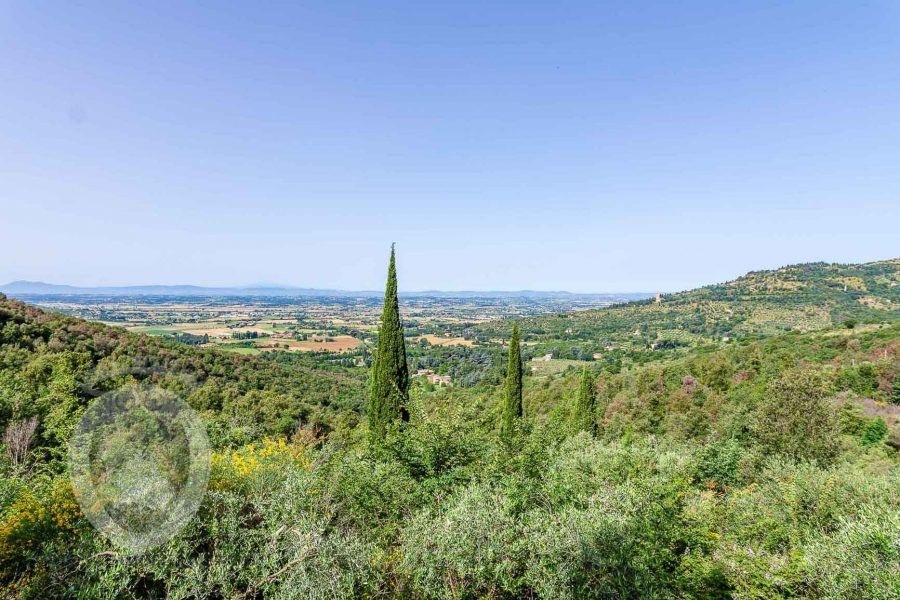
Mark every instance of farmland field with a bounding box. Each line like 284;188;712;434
23;293;636;359
528;357;591;377
413;334;475;347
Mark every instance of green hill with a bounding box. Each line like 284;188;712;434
477;259;900;363
0;293;366;456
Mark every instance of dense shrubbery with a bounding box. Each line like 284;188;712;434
2;422;896;598
1;296;900;598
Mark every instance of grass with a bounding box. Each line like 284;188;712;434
215;345;261;355
528;358;591;377
136;327;180;335
413;334;475;347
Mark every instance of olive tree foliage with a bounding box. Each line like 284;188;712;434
753;369;840;464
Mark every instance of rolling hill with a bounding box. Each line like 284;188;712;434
0;293;366;448
475;259;900;359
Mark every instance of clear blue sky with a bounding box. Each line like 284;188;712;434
1;2;898;293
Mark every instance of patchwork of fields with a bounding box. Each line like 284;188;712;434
25;294;628;358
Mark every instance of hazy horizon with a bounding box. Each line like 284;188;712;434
3;3;899;292
3;252;897;296
1;277;653;295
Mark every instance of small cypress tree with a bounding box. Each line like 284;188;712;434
892;373;900;405
368;244;409;440
501;323;523;437
574;367;596;435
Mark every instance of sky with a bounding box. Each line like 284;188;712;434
1;1;898;293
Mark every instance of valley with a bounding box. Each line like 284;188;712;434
20;293;640;355
1;259;898;598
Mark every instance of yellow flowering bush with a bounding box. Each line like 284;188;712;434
0;481;82;573
209;438;310;490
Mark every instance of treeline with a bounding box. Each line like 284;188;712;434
231;330;259;340
169;332;209;345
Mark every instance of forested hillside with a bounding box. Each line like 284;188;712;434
0;293;366;457
1;273;899;598
478;259;900;364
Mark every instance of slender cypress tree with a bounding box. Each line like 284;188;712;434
574;367;597;435
368;244;409;439
501;323;523;437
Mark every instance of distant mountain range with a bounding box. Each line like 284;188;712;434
0;280;650;301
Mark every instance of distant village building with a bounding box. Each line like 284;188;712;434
414;369;452;386
655;292;662;303
427;374;452;386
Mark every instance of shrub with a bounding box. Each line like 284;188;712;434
695;438;745;489
374;407;488;485
399;483;522;599
0;480;82;580
320;451;419;545
861;417;887;446
209;437;310;491
753;370;839;464
802;507;900;599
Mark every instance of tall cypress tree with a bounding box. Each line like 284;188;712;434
501;323;523;437
368;244;409;439
574;367;596;435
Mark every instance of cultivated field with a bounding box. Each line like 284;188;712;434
28;294;624;357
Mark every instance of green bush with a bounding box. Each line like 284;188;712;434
802;507;900;599
399;483;522;599
861;417;888;446
695;438;745;489
752;370;840;464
